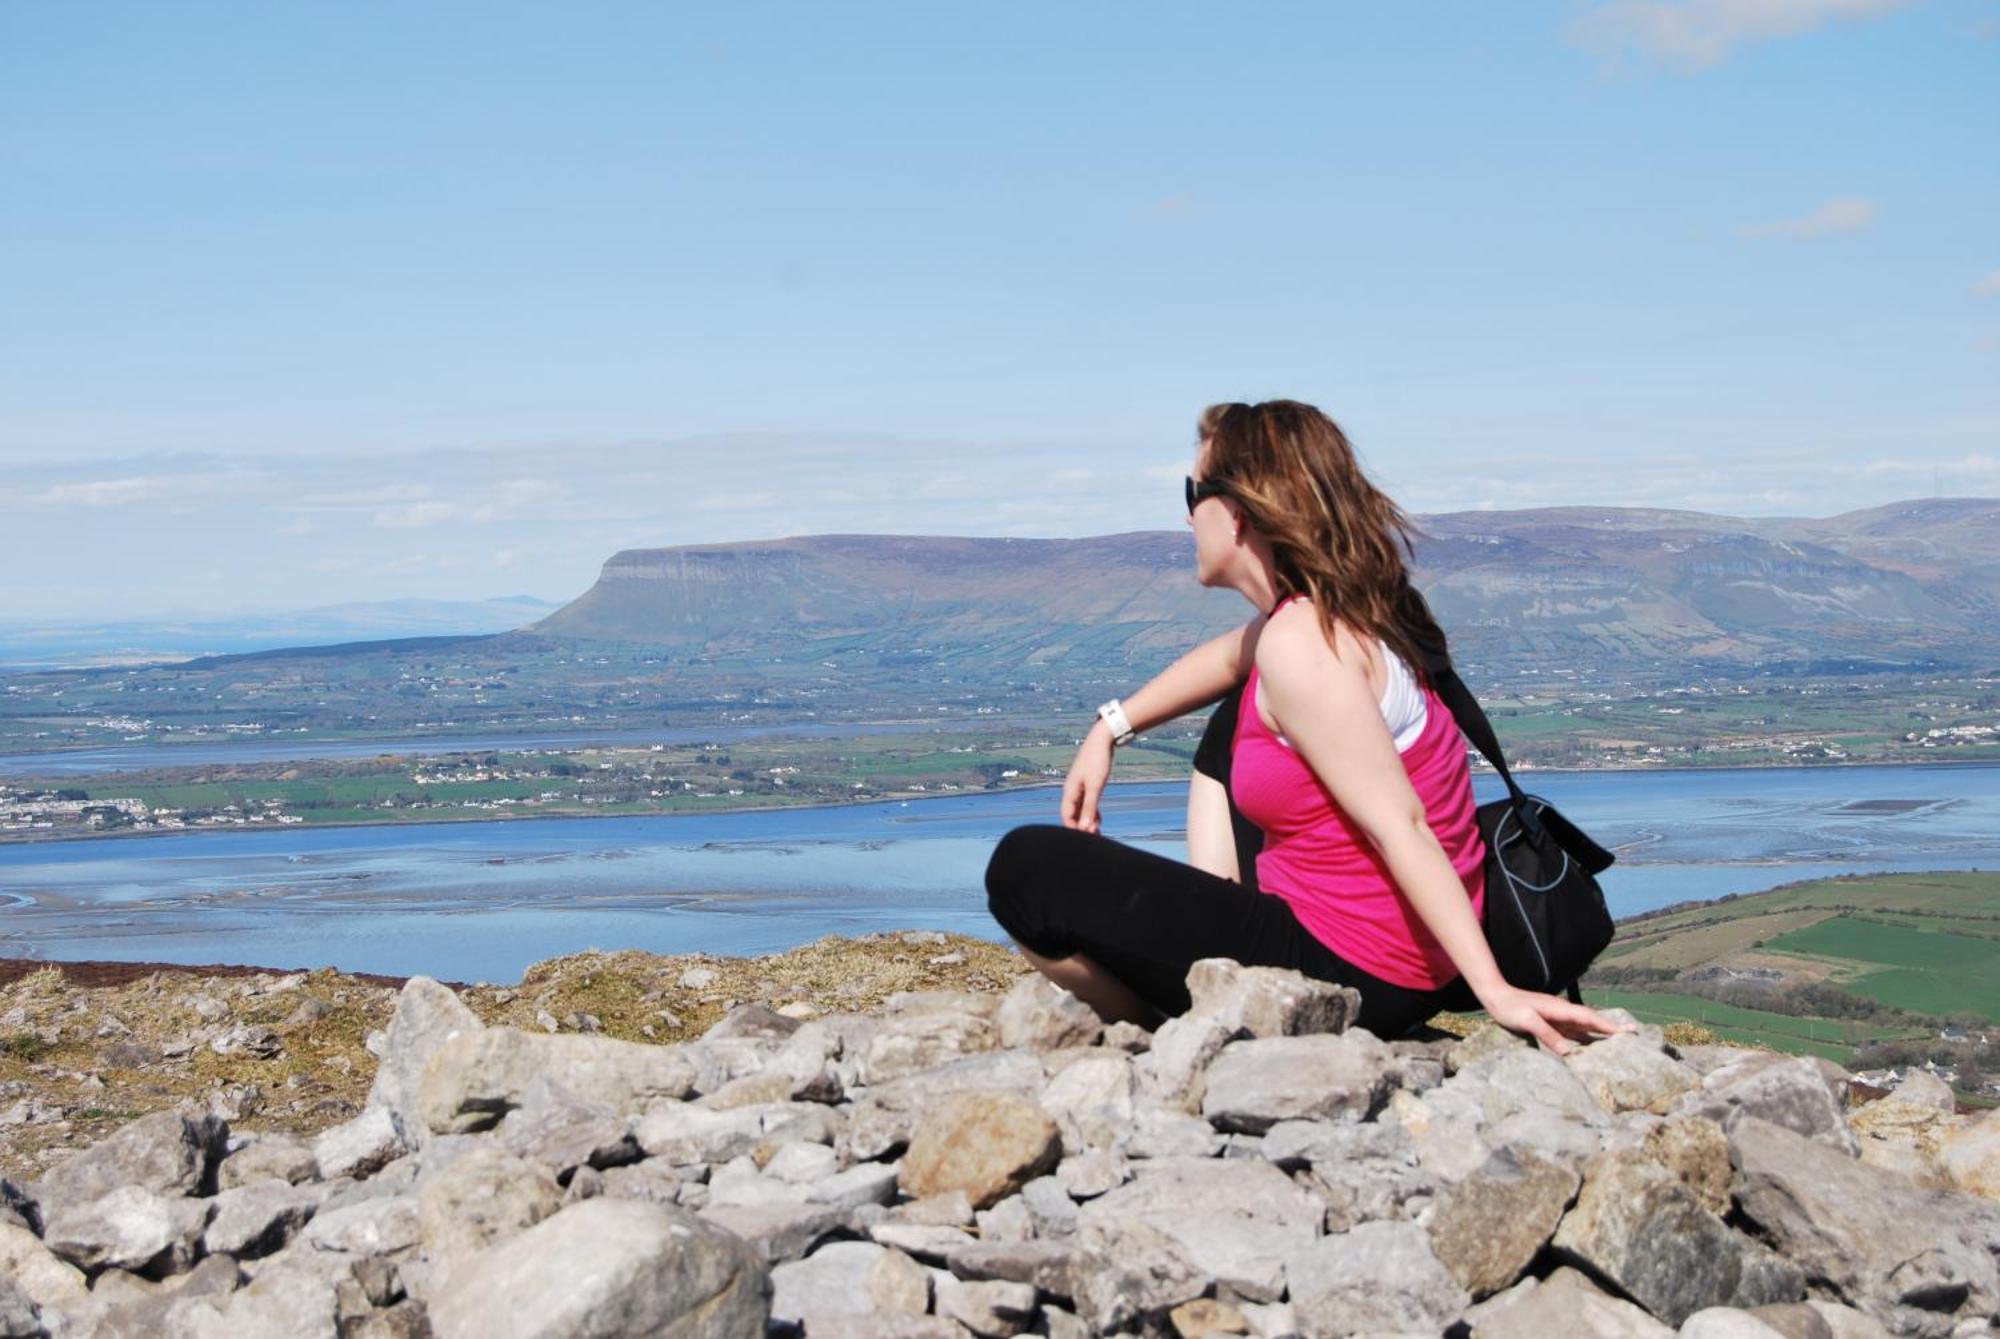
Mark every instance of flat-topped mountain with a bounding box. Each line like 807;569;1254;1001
528;499;2000;677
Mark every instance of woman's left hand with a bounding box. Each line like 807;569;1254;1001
1477;983;1636;1057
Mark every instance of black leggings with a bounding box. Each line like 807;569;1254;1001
985;823;1470;1039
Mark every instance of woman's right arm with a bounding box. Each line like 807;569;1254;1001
1060;619;1263;833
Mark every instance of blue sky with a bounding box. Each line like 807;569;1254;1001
3;1;1996;620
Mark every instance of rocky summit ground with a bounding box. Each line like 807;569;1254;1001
1;944;1997;1339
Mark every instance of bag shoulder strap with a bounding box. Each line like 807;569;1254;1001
1397;583;1530;810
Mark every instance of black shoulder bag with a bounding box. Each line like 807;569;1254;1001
1399;592;1617;1001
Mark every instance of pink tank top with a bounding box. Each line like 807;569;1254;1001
1232;658;1487;991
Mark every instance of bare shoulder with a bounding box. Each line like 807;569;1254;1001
1256;600;1373;690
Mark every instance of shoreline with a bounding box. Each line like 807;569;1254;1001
7;866;1991;988
7;754;2000;850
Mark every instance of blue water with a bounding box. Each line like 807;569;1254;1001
4;764;1998;983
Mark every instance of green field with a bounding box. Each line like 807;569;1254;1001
1763;916;2000;969
1839;966;2000;1021
1588;989;1918;1061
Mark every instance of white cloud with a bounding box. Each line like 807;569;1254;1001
1740;196;1879;240
1975;270;2000;297
33;476;172;507
374;501;462;529
1860;452;2000;479
1570;0;1915;73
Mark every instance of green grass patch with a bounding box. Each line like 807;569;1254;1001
1840;966;2000;1023
1763;916;2000;970
1588;990;1915;1060
0;1033;48;1062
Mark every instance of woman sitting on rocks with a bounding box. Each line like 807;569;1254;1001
986;399;1628;1053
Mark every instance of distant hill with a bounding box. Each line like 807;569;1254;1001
0;597;562;669
527;499;2000;679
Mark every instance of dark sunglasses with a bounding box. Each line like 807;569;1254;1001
1185;476;1229;515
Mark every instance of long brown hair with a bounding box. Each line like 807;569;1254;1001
1199;399;1446;682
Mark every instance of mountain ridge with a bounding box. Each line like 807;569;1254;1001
527;498;2000;678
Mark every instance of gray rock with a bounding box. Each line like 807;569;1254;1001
1282;1220;1469;1339
417;1027;698;1134
1804;1300;1897;1339
1729;1115;2000;1338
202;1178;320;1258
888;1191;975;1227
428;1198;767;1338
973;1193;1034;1242
1443;1022;1531;1075
301;1194;420;1257
1382;1088;1492;1183
632;1102;770;1164
1458;1044;1610;1128
40;1111;224;1203
416;1145;561;1280
1038;1052;1135;1153
1741;1301;1839;1339
163;1262;339;1339
1679;1307;1797;1338
1072;1216;1207;1334
806;1160;902;1211
0;1179;37;1237
1134;1013;1235;1111
365;977;484;1145
1677;1055;1860;1155
868;1222;980;1264
899;1091;1061;1210
762;1141;838;1185
1552;1147;1805;1327
1466;1265;1675;1338
495;1076;640;1177
0;1223;90;1319
1184;958;1359;1038
1200;1032;1395;1133
865;1245;932;1315
217;1133;318;1190
1124;1103;1224;1159
596;1159;684;1207
1020;1176;1079;1239
699;1202;846;1264
769;1239;888;1327
683;1036;779;1098
0;1277;38;1339
799;1319;966;1339
703;1002;801;1042
859;1011;1000;1085
1426;1145;1579;1298
45;1185;211;1275
1055;1149;1129;1200
1102;1021;1153;1053
1566;1030;1703;1116
704;1068;823;1110
706;1156;812;1208
994;974;1103;1052
936;1277;1037;1337
208;1024;281;1060
91;1255;244;1339
1037;1304;1091;1339
1079;1157;1322;1304
949;1240;1079;1299
1263;1119;1440;1231
312;1106;407;1182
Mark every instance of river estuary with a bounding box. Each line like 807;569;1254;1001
4;763;1999;983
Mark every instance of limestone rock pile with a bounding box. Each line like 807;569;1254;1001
3;961;1997;1337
